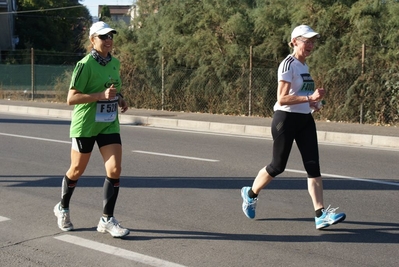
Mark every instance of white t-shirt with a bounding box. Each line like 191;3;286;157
273;54;315;114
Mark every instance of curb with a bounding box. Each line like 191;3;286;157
1;104;399;149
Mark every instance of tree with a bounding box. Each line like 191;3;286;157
15;0;91;63
99;5;111;21
44;0;399;123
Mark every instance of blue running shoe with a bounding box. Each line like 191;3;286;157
241;187;257;219
315;205;346;229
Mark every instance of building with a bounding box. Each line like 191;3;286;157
0;0;18;51
98;5;132;24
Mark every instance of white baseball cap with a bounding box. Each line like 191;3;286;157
89;21;117;36
291;25;319;40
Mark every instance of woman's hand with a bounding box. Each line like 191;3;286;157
308;88;325;112
103;84;117;100
119;98;128;113
309;88;325;102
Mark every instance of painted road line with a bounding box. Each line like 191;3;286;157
285;168;399;187
0;216;11;222
0;132;69;144
133;150;219;162
2;132;397;186
54;234;187;267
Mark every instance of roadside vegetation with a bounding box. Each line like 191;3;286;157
7;0;399;125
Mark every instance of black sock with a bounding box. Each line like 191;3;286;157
248;188;258;199
315;208;324;218
103;177;120;218
61;175;77;209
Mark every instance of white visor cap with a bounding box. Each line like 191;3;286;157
89;21;117;36
291;25;319;40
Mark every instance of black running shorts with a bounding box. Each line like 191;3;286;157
71;133;121;153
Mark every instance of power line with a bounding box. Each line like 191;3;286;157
0;5;85;15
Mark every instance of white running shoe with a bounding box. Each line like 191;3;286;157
53;202;73;231
97;217;130;238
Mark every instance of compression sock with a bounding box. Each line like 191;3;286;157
315;208;324;218
60;175;77;209
103;177;120;219
248;188;258;199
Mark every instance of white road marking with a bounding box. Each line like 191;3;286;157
54;234;187;267
130;126;399;152
285;168;399;187
1;131;397;186
128;125;271;140
133;150;219;162
0;216;11;222
0;132;69;144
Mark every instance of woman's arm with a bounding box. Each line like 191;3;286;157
67;85;117;105
277;80;325;106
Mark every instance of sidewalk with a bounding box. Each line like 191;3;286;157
0;99;398;149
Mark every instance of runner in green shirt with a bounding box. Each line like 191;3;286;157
53;21;130;238
69;52;122;137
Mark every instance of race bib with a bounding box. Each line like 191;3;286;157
95;99;118;122
299;73;315;93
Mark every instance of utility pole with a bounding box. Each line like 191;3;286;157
161;47;165;111
248;45;253;116
361;43;366;74
31;48;34;101
360;44;366;124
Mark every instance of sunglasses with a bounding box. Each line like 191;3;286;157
96;34;114;40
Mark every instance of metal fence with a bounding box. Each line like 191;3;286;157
1;63;398;125
0;64;73;98
123;66;380;124
119;66;279;117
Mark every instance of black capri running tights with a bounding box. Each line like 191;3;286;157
266;110;321;178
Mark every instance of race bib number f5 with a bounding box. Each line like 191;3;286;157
95;99;118;122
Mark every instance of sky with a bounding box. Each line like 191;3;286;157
81;0;135;17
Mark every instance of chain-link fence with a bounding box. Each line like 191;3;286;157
1;62;398;125
123;65;389;124
120;66;278;117
0;64;73;100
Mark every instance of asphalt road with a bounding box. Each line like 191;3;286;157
0;112;398;267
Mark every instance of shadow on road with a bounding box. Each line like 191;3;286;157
2;175;398;244
1;175;398;191
122;221;399;244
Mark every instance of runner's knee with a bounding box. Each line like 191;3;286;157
106;165;121;178
304;160;321;178
266;164;284;177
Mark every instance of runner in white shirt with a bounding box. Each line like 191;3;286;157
241;25;346;230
